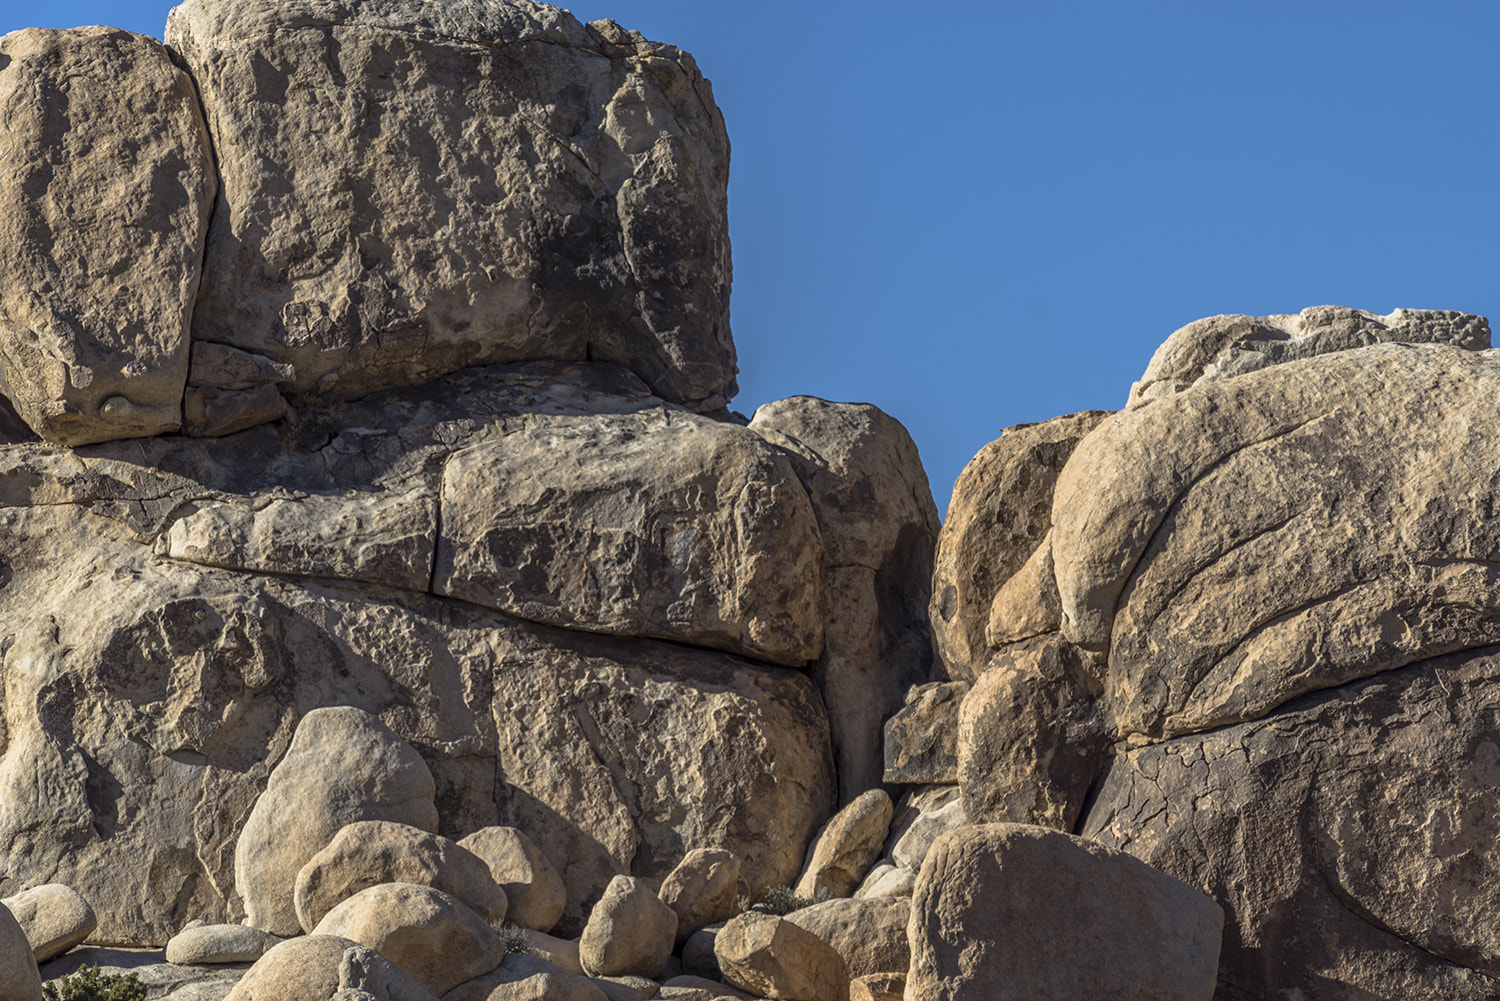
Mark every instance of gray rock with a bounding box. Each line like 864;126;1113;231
579;876;677;980
445;952;607;1001
0;27;213;445
166;925;281;966
749;398;940;801
337;943;440;1001
2;884;96;962
885;787;965;872
236;707;439;937
882;682;967;785
165;0;734;411
908;824;1222;1001
681;924;723;981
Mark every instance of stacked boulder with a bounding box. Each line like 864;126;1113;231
914;305;1500;999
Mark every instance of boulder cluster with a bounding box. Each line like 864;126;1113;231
0;1;1497;1000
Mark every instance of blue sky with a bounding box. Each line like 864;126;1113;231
11;2;1499;511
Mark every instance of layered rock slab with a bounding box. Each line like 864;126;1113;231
1084;646;1500;1001
165;0;735;410
0;26;214;445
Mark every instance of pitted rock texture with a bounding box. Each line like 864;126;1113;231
1083;647;1500;1001
165;0;735;411
0;26;214;445
1127;305;1490;406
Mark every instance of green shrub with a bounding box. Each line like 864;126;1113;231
750;885;815;916
495;921;530;956
42;965;147;1001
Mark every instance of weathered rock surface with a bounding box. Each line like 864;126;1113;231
2;884;96;962
166;925;281;966
658;976;754;1000
0;26;214;446
0;368;835;945
928;411;1110;681
909;824;1222;1001
519;930;585;976
1127;305;1489;406
957;634;1110;831
885;787;964;872
312;883;499;997
0;903;43;1001
223;935;357;1001
579;876;677;979
165;0;734;411
794;790;892;902
446;952;608;1001
852;866;913;901
658;849;741;945
338;943;441;1001
236;707;440;937
1050;342;1500;737
434;407;824;666
750;398;940;801
847;973;903;1001
1085;646;1500;1001
295;821;506;933
784;897;909;979
457;827;567;934
714;912;847;1001
881;682;966;785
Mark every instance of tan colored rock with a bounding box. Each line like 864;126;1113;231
658;849;740;945
1050;342;1500;737
852;866;913;901
165;486;437;592
957;635;1111;832
183;343;293;438
784;898;908;979
881;682;967;785
909;824;1222;1001
0;367;833;946
166;924;281;965
928;411;1110;681
519;930;585;976
714;912;848;1001
313;883;500;997
1128;305;1489;406
445;952;607;1001
165;0;734;411
224;935;358;1001
0;903;42;1001
589;975;659;1001
458;828;566;934
1084;646;1500;1000
2;884;95;962
338;943;441;1001
885;787;964;872
580;876;677;979
434;409;824;666
0;26;213;445
847;973;903;1001
236;707;440;937
749;398;940;801
296;821;506;933
794;790;891;902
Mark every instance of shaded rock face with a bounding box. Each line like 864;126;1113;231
165;0;735;412
942;307;1500;998
0;27;214;445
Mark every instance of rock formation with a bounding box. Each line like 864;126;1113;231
3;0;1494;998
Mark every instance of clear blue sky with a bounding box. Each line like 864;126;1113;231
11;2;1499;512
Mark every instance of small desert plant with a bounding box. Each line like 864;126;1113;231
495;921;531;956
750;885;816;916
42;965;147;1001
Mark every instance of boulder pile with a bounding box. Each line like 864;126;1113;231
0;1;1494;1000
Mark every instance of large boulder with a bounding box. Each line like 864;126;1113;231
294;821;507;933
927;410;1110;681
579;876;677;979
446;952;609;1001
0;903;42;1001
881;682;966;785
1084;646;1500;1001
794;790;892;902
2;884;95;962
165;0;734;411
312;883;500;998
658;849;741;945
908;824;1222;1001
784;897;909;979
235;707;440;937
0;26;214;445
166;924;281;966
714;912;848;1001
750;398;940;801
